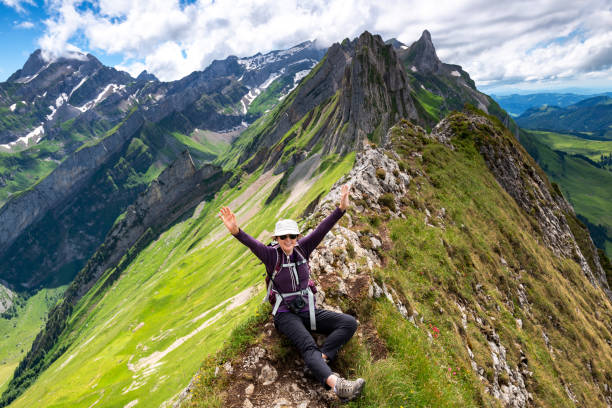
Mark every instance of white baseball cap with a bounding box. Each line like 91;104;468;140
274;219;300;236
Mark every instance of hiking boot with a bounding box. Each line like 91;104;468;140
334;377;365;401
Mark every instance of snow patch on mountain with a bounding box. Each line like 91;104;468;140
245;88;261;103
293;69;311;84
260;71;282;89
279;68;312;101
451;70;461;77
240;88;262;114
46;92;67;120
69;76;89;98
56;93;68;108
15;62;52;84
46;105;56;121
276;41;312;57
287;58;315;67
238;42;313;71
239;69;288;113
76;83;125;112
0;125;45;150
9;101;26;112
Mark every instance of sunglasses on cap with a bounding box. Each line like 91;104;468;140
277;234;298;240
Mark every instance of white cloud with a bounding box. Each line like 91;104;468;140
1;0;35;13
35;0;612;89
15;20;34;29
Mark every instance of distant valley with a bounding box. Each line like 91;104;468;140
516;96;612;140
492;91;612;117
512;93;612;260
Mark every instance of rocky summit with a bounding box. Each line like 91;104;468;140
1;30;611;408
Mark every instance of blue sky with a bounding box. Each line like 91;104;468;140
0;0;125;79
1;0;611;95
0;0;44;79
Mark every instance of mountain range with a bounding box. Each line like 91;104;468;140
0;40;325;293
0;30;611;408
492;92;612;117
516;96;612;140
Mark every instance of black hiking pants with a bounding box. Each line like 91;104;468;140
273;309;358;384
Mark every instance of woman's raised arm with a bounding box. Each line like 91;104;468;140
219;206;239;235
339;184;351;211
299;184;351;255
219;206;275;266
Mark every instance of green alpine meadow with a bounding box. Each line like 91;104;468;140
1;26;611;408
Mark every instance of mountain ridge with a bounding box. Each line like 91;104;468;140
182;111;612;407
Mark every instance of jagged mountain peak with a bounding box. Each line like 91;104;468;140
7;49;103;84
405;29;442;73
336;30;419;148
7;50;45;82
228;29;420;174
420;28;433;42
136;70;159;82
385;37;408;50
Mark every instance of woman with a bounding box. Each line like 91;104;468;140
219;184;365;402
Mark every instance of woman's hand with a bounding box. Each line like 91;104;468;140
339;184;351;211
219;206;239;235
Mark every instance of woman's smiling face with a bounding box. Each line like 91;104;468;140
276;234;297;255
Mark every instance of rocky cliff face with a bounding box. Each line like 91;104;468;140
326;31;419;154
0;283;15;314
402;30;443;74
70;150;228;299
230;31;421;175
0;111;144;257
229;30;521;182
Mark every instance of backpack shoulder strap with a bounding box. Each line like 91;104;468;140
263;245;281;303
274;246;282;274
294;244;307;265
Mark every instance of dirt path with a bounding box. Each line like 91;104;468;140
278;153;322;215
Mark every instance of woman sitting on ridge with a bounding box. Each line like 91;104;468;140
218;184;365;402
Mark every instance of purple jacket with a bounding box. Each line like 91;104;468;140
233;207;345;312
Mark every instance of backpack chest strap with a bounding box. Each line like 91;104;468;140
271;287;316;330
282;256;307;290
